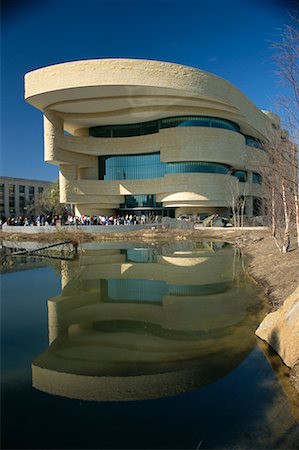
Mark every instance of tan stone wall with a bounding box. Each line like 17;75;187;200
25;59;272;138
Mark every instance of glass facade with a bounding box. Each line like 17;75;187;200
0;184;4;215
29;186;35;202
231;170;247;182
245;135;263;149
167;161;230;175
8;184;15;214
98;153;231;180
252;172;262;184
90;115;240;138
19;185;26;213
120;195;161;209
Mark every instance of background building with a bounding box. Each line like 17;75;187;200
0;176;52;218
24;58;280;219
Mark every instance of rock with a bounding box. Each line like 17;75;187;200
255;285;299;368
290;363;299;393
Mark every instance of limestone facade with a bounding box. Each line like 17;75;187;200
24;58;277;218
0;176;52;218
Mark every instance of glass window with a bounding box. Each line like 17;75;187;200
253;197;263;215
167;161;230;175
29;186;35;202
252;172;262;184
8;184;15;214
38;186;44;194
19;185;26;213
100;152;164;180
99;154;231;180
0;184;4;214
211;117;240;132
90;115;240;138
120;195;161;208
245;135;263;149
19;196;26;212
232;170;247;182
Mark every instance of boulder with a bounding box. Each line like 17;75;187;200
255;285;299;368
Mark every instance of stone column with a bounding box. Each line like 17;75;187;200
43;112;63;163
59;164;78;203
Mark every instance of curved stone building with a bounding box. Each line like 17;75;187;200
24;58;276;218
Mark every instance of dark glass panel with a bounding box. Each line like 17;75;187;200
245;135;263;149
90;115;240;138
8;184;15;213
253;197;263;215
99;153;233;180
167;161;230;175
252;172;262;184
211;117;240;132
232;170;247;182
121;194;161;208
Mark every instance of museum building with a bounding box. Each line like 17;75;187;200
24;58;279;219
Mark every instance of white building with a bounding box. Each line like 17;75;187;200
0;176;53;218
24;58;283;219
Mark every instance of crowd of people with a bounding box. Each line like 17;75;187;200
0;211;157;228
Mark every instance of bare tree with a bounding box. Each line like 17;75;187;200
275;12;299;248
261;124;298;252
225;174;250;227
261;12;299;252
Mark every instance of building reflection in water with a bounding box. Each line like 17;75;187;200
32;241;264;401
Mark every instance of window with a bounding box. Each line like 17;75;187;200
232;170;247;182
252;172;262;184
90;115;240;138
29;186;35;202
38;186;44;194
0;184;4;215
166;161;230;175
120;195;161;208
99;153;164;180
99;153;231;180
245;135;263;149
9;184;15;214
19;185;26;213
253;197;263;215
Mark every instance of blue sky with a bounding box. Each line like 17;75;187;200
1;0;296;181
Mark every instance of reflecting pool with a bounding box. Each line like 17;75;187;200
1;241;299;449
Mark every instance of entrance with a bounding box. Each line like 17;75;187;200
117;207;176;222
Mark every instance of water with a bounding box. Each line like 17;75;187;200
1;241;299;449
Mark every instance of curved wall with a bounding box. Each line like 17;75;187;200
25;58;273;217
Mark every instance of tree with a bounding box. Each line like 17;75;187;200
261;12;299;252
273;12;299;248
225;174;249;228
35;181;64;216
261;129;297;252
